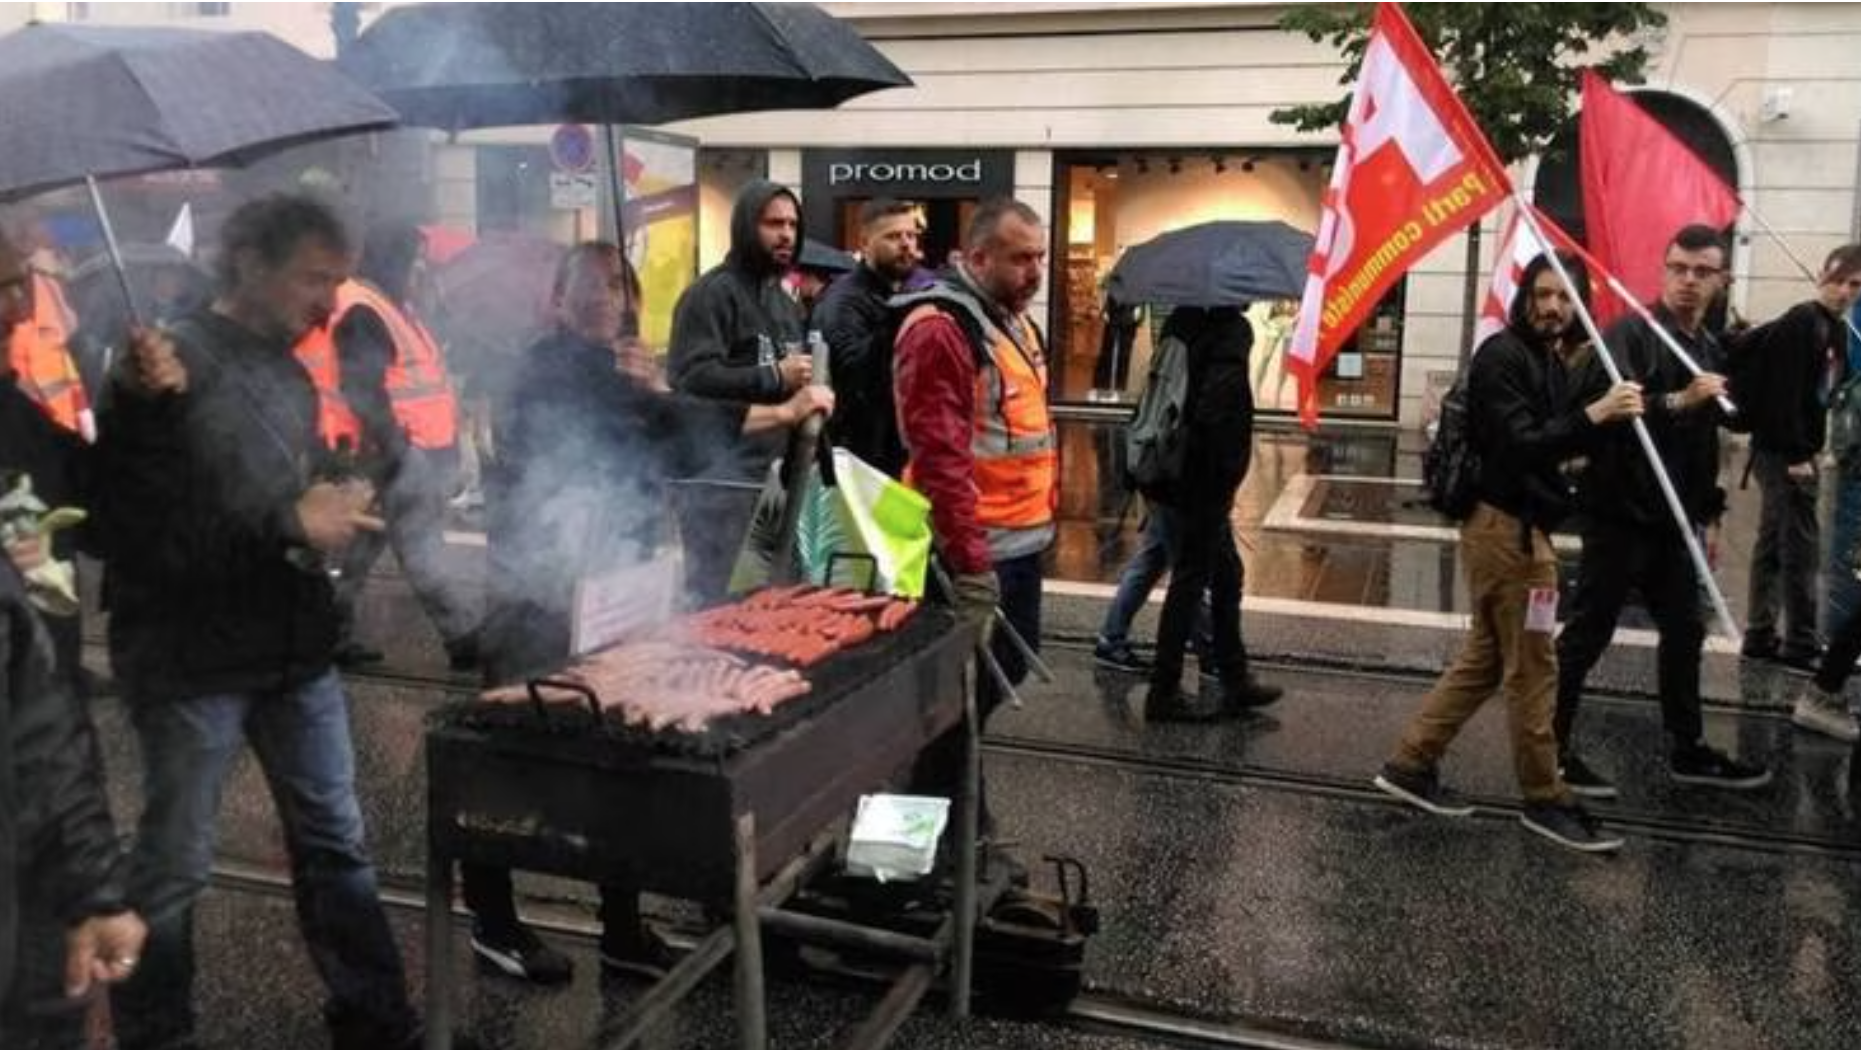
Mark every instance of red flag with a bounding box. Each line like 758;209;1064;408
1579;69;1739;324
1288;2;1512;426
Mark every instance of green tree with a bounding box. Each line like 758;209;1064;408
1271;2;1666;357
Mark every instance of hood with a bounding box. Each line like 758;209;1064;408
726;179;803;279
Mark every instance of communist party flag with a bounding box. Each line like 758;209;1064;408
1287;2;1512;426
1579;69;1739;324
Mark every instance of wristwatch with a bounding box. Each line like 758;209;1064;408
1663;391;1685;414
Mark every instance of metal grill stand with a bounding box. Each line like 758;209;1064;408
423;617;978;1050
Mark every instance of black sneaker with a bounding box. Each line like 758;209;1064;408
1093;639;1150;674
470;920;574;985
598;925;678;980
1519;801;1624;853
1670;743;1772;790
1739;634;1779;661
1372;762;1475;817
1558;753;1618;800
1775;646;1824;677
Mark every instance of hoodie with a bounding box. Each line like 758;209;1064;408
667;180;806;479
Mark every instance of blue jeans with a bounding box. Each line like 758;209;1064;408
112;671;416;1050
1098;505;1212;647
1823;466;1861;639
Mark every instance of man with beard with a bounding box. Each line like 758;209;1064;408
668;181;811;601
892;198;1054;844
814;198;923;476
1554;225;1769;796
95;195;443;1050
1374;252;1642;854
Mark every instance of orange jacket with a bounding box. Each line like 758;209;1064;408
8;274;93;442
294;280;458;451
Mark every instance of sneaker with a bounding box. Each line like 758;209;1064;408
470;921;574;985
1372;763;1475;817
1558;753;1618;800
1093;639;1150;674
1670;743;1773;790
598;925;678;980
1791;683;1861;743
1740;633;1779;661
1519;801;1625;853
1217;675;1284;713
333;642;385;669
1775;646;1824;677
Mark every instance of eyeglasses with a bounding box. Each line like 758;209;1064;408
1664;262;1725;281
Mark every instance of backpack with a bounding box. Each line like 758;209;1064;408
1122;334;1191;493
1421;374;1481;519
1719;319;1777;436
1830;369;1861;469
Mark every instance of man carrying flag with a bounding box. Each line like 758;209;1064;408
1286;2;1510;426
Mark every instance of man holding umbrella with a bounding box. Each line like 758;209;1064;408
96;195;441;1050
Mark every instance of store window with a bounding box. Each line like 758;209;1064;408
1051;150;1404;420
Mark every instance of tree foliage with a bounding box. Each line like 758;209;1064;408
1270;3;1666;164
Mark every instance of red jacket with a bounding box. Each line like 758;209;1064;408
893;312;991;574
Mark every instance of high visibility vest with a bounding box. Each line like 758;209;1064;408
8;274;94;442
294;280;459;451
896;283;1057;561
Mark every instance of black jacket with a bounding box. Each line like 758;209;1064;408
1467;328;1597;534
95;310;339;701
1148;311;1255;514
1569;306;1728;530
667;180;805;479
814;262;906;476
1;561;125;1003
1733;300;1841;460
485;328;745;682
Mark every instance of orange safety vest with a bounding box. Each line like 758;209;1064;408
294;280;459;451
8;274;94;442
897;284;1058;560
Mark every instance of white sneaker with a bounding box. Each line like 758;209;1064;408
1791;686;1861;743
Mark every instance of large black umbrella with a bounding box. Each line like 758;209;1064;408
0;23;398;321
338;2;912;130
1107;220;1315;308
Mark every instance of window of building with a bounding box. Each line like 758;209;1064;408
66;2;90;19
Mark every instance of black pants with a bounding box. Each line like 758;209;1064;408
1150;505;1246;692
910;551;1043;835
1745;450;1820;654
1554;520;1706;750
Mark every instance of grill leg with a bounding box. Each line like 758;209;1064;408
733;812;767;1050
951;658;978;1019
425;851;455;1050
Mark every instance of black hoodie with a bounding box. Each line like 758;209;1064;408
667;180;805;479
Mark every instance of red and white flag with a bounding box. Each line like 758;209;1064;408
1287;2;1513;426
1580;69;1740;324
1471;205;1585;351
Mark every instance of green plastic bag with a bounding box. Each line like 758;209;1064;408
728;448;930;598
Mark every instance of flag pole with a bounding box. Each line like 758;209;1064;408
1537;210;1739;417
1744;204;1861;345
1514;195;1741;641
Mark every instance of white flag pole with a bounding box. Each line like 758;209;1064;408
1588;267;1739;418
1745;204;1861;345
1514;194;1741;641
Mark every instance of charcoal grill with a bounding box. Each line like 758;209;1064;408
423;606;980;1050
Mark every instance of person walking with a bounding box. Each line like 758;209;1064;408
1374;252;1642;853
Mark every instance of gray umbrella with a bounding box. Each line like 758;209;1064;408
338;2;912;130
0;24;397;322
1107;220;1315;308
0;24;397;199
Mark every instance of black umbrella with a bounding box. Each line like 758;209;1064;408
1107;220;1315;308
0;23;397;319
338;2;912;130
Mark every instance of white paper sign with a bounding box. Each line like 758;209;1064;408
570;552;681;656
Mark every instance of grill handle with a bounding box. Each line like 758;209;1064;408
525;677;603;723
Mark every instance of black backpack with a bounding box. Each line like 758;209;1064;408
1122;333;1191;493
1421;375;1481;519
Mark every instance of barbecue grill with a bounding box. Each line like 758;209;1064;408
423;605;980;1050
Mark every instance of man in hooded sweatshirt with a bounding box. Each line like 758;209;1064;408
668;180;812;602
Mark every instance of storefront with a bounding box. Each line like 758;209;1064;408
1049;148;1404;421
799;147;1015;265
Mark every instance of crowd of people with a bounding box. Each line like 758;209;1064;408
5;174;1857;1046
